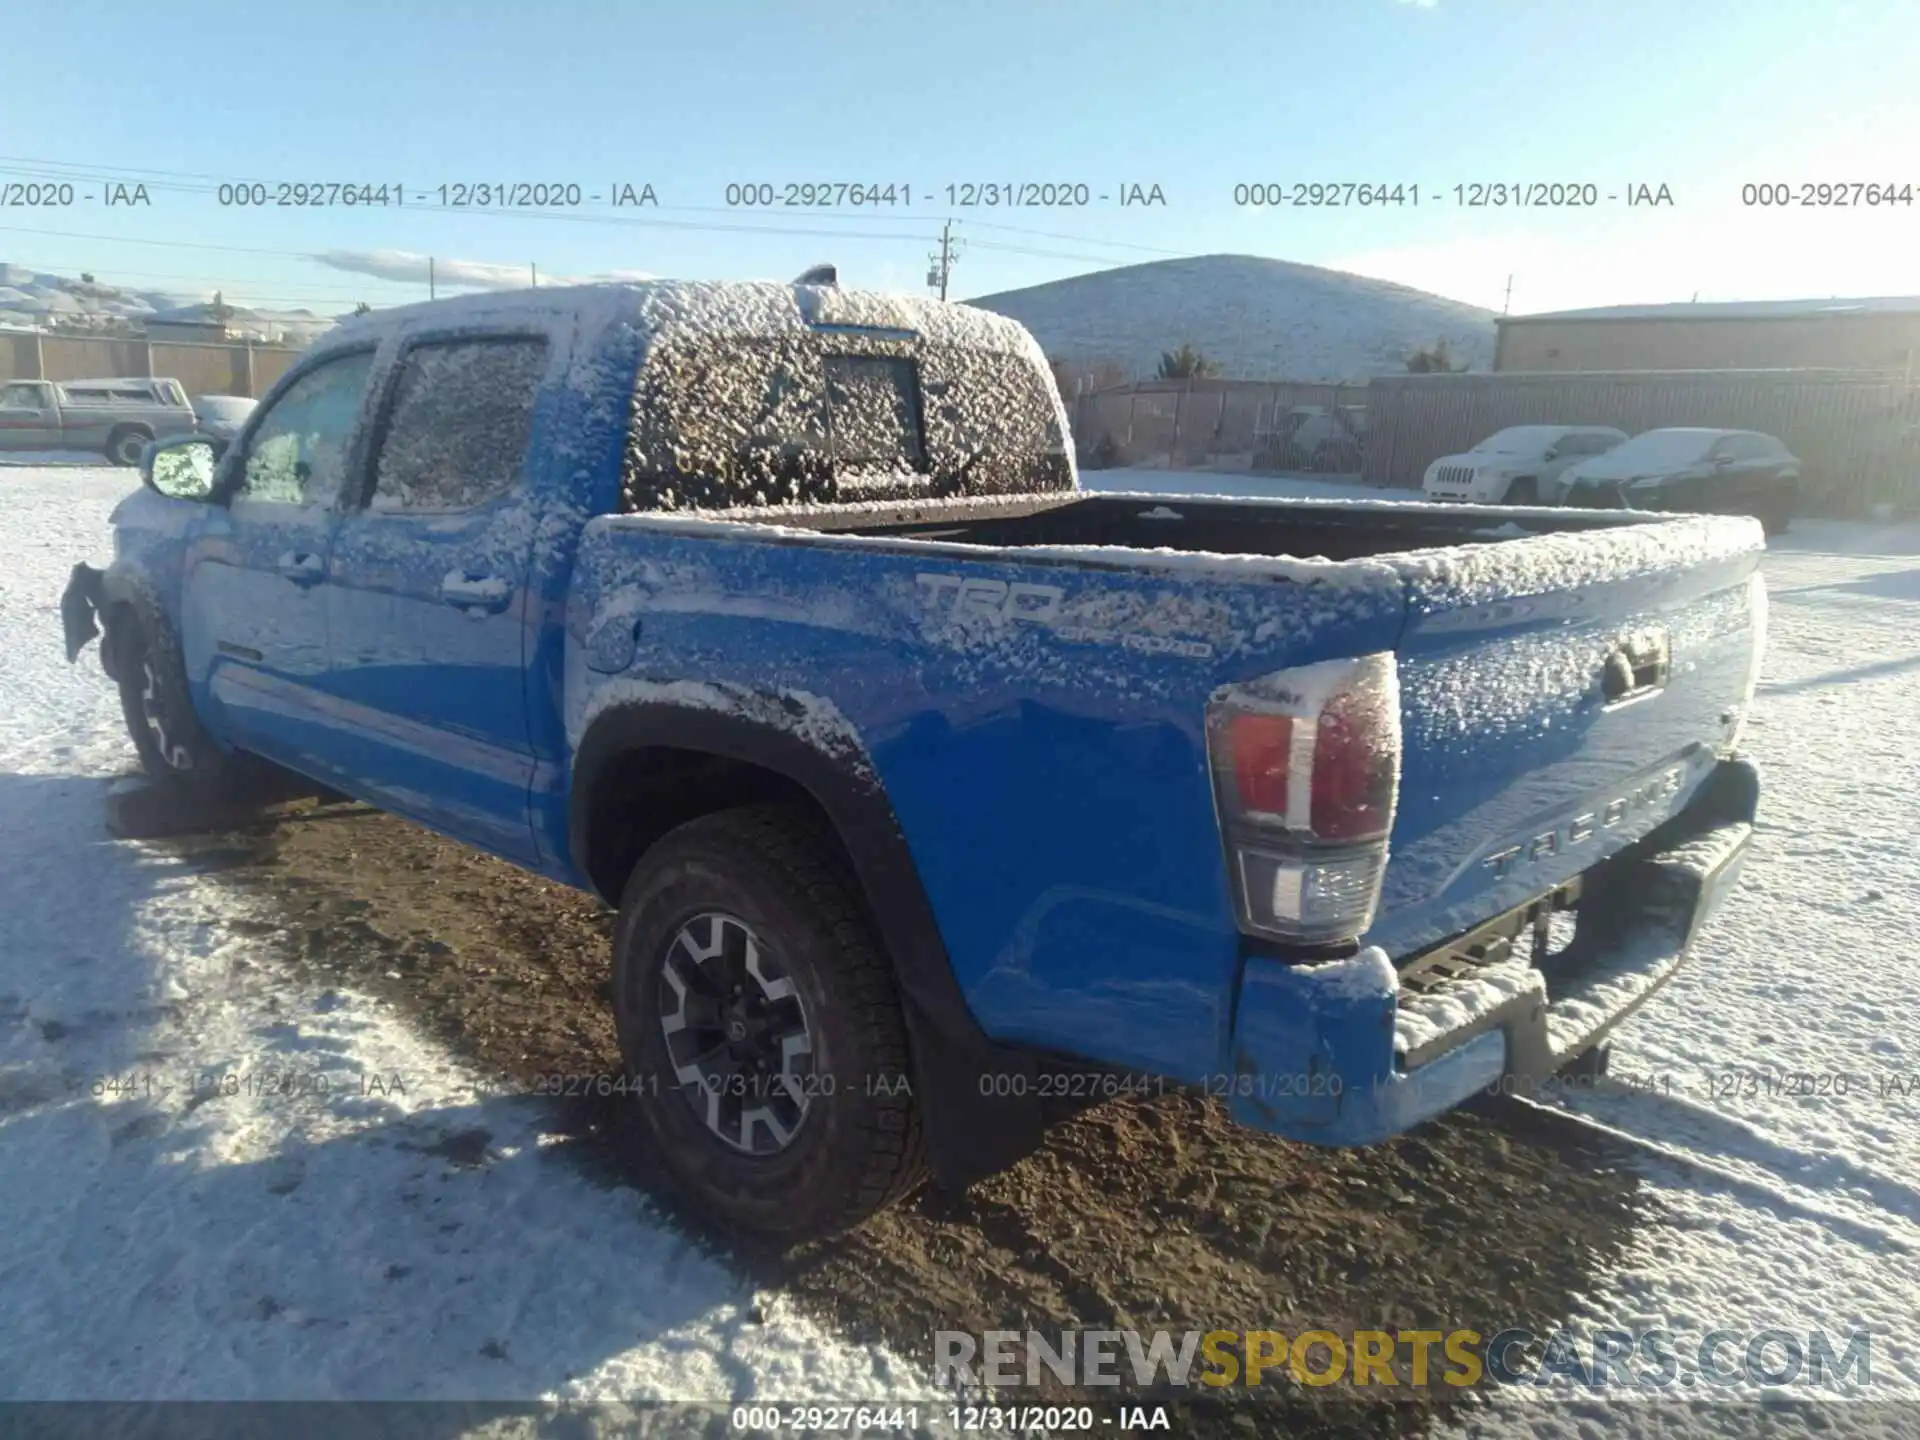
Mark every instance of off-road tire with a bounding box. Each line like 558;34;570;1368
106;426;153;468
113;607;244;797
1505;477;1539;506
611;803;927;1241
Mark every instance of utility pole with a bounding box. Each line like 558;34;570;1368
428;257;436;301
1503;273;1514;315
530;262;537;288
927;220;960;301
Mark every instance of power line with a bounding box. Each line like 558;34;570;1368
0;156;936;235
926;219;961;301
960;217;1184;256
0;156;1184;261
0;224;332;259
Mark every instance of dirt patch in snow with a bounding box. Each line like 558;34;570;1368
167;795;1654;1436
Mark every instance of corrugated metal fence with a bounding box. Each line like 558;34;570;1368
2;331;304;398
1069;378;1369;471
1363;369;1920;515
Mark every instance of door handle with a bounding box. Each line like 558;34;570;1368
275;551;325;587
439;571;514;615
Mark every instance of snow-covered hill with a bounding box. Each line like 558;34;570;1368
0;262;334;343
964;254;1497;384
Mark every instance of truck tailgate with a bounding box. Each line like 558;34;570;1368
1367;514;1765;960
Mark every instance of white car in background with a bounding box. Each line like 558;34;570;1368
1420;424;1628;505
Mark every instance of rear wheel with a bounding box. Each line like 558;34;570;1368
105;426;152;467
611;803;927;1241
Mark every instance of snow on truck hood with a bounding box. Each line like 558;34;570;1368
1430;451;1526;471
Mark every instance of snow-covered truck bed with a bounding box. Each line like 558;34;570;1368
61;276;1765;1241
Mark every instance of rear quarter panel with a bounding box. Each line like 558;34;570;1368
565;515;1408;1081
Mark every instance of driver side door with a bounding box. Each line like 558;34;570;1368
180;348;377;779
0;382;54;450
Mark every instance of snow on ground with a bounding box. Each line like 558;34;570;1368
1081;465;1392;503
1425;516;1920;1432
4;463;1917;1424
0;450;113;468
0;466;924;1403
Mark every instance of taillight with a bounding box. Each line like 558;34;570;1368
1206;653;1401;945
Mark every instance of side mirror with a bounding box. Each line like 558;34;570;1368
1543;447;1560;462
143;437;219;501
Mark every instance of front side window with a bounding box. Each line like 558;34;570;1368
367;338;548;512
2;383;45;407
238;350;376;504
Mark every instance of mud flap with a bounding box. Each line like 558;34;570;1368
61;563;105;663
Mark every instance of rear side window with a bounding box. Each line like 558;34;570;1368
623;334;1068;512
368;337;548;512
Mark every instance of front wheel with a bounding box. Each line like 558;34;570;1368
1504;477;1539;506
114;608;242;797
611;804;927;1241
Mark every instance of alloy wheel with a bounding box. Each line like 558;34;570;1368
656;910;816;1154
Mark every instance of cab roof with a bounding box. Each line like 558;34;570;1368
323;279;1043;363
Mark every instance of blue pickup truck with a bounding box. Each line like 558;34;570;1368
62;275;1765;1240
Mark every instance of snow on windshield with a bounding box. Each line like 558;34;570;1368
1469;426;1566;454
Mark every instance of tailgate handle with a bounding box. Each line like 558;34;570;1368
1603;630;1671;703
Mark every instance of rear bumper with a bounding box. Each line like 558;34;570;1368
1224;756;1759;1144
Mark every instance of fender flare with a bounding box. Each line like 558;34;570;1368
93;563;167;683
571;698;1046;1189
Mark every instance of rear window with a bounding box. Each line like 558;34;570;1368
621;333;1068;512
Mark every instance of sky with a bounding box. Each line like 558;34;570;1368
2;0;1916;317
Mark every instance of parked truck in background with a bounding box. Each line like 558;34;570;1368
0;376;198;465
62;276;1766;1241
